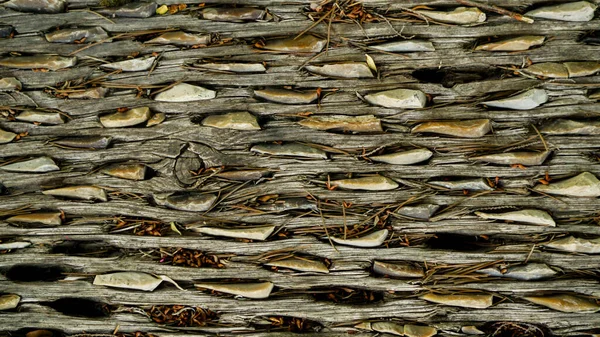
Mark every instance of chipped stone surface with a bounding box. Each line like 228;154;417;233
101;56;155;72
396;204;439;220
45;27;108;43
371;322;404;336
371;40;435;52
533;172;600;197
265;257;329;273
477;263;557;281
42;186;108;201
331;175;398;191
330;229;389;248
475;209;555;226
372;261;424;278
475;36;545;51
404;325;437;337
0;55;76;71
0;25;13;38
524;294;600;313
524;62;569;78
0;128;17;144
564;61;600;77
544;236;600;254
16;110;66;125
541;119;600;135
52;136;112;149
195;62;266;73
429;178;494;191
262;35;326;53
147;32;210;46
98;2;157;18
526;1;597;22
7;212;62;226
189;225;275;241
412;119;491;138
0;77;22;91
420;293;494;309
472;151;550;166
254;88;318;104
67;87;108;99
202;111;260;130
3;0;65;13
155;83;216;102
0;294;20;311
202;7;266;22
416;7;486;24
0;157;59;173
298;115;382;132
101;163;147;181
482;89;548;110
195;282;274;299
153;193;217;212
305;63;374;78
93;272;175;291
146;112;165;127
100;107;151;128
365;89;427;109
370;148;433;165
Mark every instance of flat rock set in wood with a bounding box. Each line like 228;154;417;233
2;0;600;336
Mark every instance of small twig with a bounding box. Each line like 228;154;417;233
69;9;115;24
531;124;549;152
455;0;534;24
296;5;337;40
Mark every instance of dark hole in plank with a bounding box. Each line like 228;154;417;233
412;67;507;88
3;264;68;282
426;234;500;252
51;240;121;258
42;298;111;318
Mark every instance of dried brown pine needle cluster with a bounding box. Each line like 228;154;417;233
307;0;377;23
156;248;226;268
110;217;170;236
312;287;383;304
146;305;218;327
257;316;323;333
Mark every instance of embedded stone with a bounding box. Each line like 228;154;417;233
373;261;424;278
7;212;62;226
98;2;157;18
0;242;31;250
420;293;493;308
101;163;146;180
483;89;548;110
404;325;437;337
0;77;22;91
265;257;329;273
94;272;182;291
462;326;485;335
475;209;555;226
533;172;600;197
16;110;66;125
412;119;491;138
67;87;108;99
0;128;17;144
429;178;494;191
154;83;216;102
365;88;427;109
202;111;260;131
524;294;600;312
3;0;65;13
189;225;275;241
195;282;274;299
251;143;327;159
544;236;600;254
525;1;597;22
541;119;600;135
305;63;374;78
564;61;600;77
254;88;318;104
371;322;404;336
45;27;108;43
330;175;398;191
0;157;59;173
370;148;433;165
298;115;382;132
477;263;557;281
100;107;151;128
261;35;326;53
0;294;20;311
195;62;266;73
523;62;569;78
146;112;165;127
416;7;486;24
371;40;435;52
52;136;112;149
330;229;388;248
202;7;266;22
146;32;210;46
0;25;13;38
475;36;545;51
101;56;155;72
396;204;439;220
42;186;108;201
0;55;76;71
153;193;217;212
472;151;550;166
